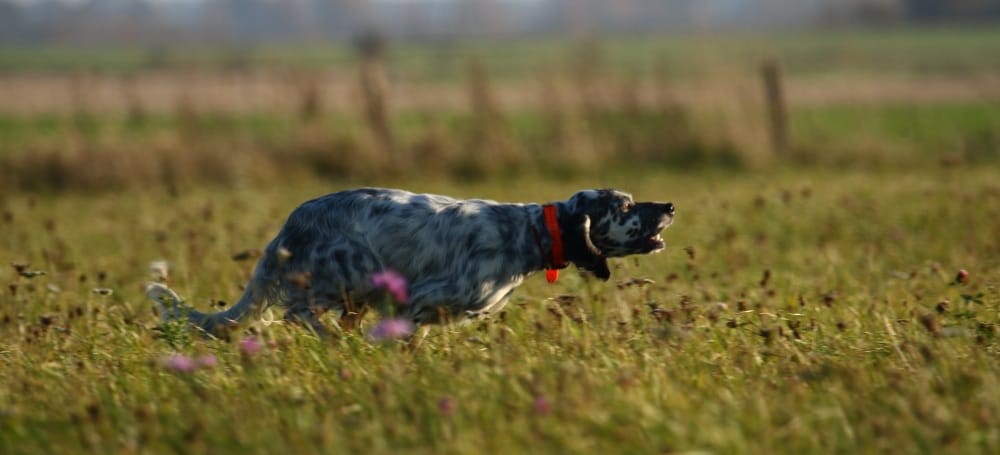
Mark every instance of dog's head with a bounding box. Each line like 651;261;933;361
558;189;675;280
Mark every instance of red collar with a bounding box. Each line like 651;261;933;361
542;204;564;283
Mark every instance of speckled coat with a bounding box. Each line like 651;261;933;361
146;188;674;334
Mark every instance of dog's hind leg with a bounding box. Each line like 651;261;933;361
281;293;371;336
277;236;382;335
282;305;330;337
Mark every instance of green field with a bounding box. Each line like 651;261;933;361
2;27;1000;192
3;27;1000;78
1;168;999;453
2;26;1000;452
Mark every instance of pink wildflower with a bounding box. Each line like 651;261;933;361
369;318;414;341
438;397;456;417
161;354;198;373
532;395;552;415
240;336;263;355
370;269;409;303
197;355;217;368
956;269;969;284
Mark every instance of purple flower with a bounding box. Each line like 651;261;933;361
370;269;409;303
438;397;456;417
240;336;263;355
161;354;198;373
197;355;217;368
369;318;414;341
532;395;552;415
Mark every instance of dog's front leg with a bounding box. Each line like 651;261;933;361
403;275;508;325
401;278;473;325
338;299;369;332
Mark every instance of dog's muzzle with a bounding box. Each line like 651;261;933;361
636;202;674;253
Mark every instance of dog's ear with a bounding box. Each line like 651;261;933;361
561;213;611;281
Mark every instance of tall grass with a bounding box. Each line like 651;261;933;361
0;168;997;452
2;29;999;191
2;97;997;192
1;28;999;452
0;67;747;190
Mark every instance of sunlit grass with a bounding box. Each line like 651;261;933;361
3;99;998;192
1;168;998;452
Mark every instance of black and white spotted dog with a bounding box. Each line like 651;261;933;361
146;188;674;334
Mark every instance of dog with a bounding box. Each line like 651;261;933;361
146;188;674;335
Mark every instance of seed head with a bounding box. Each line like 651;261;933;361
231;249;262;262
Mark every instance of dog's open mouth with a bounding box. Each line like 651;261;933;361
643;232;666;252
643;218;673;253
648;232;665;249
638;226;669;253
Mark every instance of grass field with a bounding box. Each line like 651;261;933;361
3;27;1000;77
2;27;1000;193
1;26;1000;453
1;167;999;453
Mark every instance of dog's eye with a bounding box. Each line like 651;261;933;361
621;202;634;212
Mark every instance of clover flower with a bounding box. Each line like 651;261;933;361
161;354;198;373
369;318;414;341
240;336;263;355
370;269;409;303
532;395;552;415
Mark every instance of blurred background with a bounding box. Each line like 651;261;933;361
1;0;998;191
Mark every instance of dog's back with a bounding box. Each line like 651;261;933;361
147;186;674;334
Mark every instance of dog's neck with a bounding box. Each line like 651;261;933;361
528;203;568;273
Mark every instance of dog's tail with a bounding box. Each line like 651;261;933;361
145;272;267;335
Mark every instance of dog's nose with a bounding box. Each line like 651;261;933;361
663;202;675;215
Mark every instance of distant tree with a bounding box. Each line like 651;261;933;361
905;0;1000;22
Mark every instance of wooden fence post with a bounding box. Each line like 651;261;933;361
355;30;395;160
761;58;788;155
297;70;322;123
